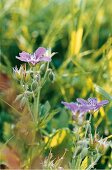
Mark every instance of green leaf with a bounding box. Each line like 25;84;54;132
94;84;112;101
40;101;51;117
39;108;61;128
107;108;112;121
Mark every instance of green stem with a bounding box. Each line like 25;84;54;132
27;100;35;122
86;154;101;170
36;87;41;123
85;113;92;138
36;62;49;124
42;62;49;86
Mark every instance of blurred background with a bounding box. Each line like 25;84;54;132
0;0;112;169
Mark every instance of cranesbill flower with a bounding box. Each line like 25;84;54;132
61;98;109;117
61;101;93;118
87;98;109;111
61;101;79;114
16;47;56;65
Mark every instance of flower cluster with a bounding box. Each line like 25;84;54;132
16;47;56;65
13;65;26;80
62;98;109;118
13;47;56;109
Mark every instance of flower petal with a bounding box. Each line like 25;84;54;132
16;52;31;62
61;101;78;112
16;56;27;62
35;47;46;59
39;56;51;62
76;98;88;105
19;51;30;59
98;100;109;106
88;98;97;105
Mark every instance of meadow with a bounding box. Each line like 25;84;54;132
0;0;112;169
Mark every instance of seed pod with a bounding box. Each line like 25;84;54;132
30;71;34;78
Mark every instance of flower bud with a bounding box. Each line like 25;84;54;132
15;94;23;102
13;65;26;80
96;140;109;154
40;64;46;75
30;71;34;78
20;96;27;108
31;81;38;91
48;71;55;82
35;74;40;82
25;72;31;82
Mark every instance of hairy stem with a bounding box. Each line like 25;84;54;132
85;113;92;138
42;62;49;86
27;100;35;122
35;62;49;124
36;87;41;123
86;154;101;170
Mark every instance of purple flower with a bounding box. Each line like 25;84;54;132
16;47;56;65
61;98;109;117
61;101;79;114
87;98;109;111
61;101;92;118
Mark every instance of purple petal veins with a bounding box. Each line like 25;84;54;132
35;47;46;59
62;98;109;118
94;100;109;111
61;101;79;113
16;47;55;65
76;98;88;105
